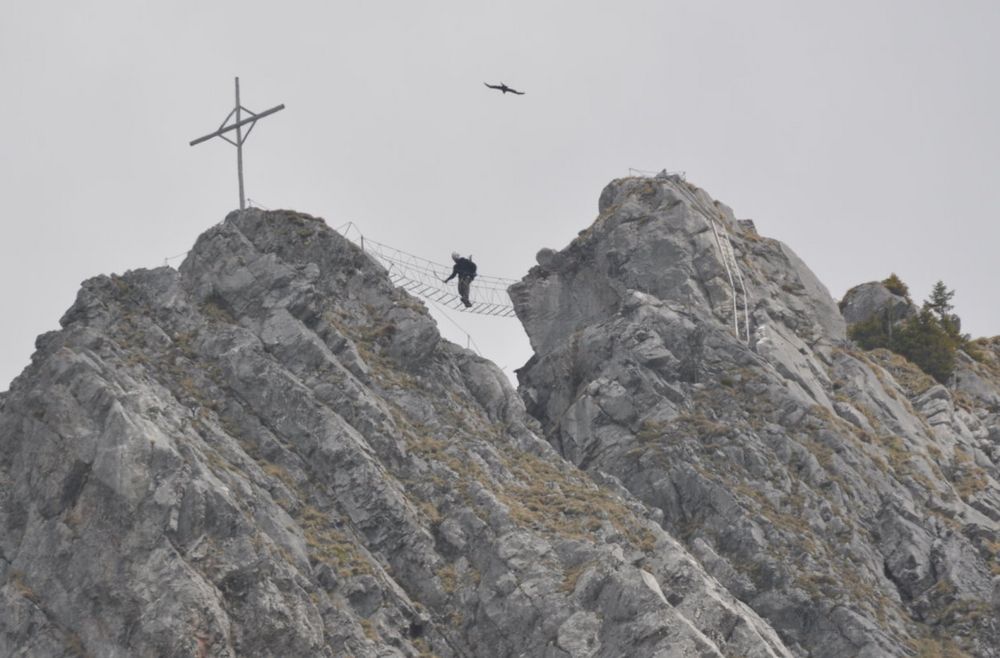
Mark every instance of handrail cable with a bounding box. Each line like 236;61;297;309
333;222;519;318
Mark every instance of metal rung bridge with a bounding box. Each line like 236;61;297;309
336;223;519;318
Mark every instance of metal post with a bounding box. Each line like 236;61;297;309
235;78;245;210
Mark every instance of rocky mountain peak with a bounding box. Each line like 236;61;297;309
1;177;998;657
515;175;1000;656
513;174;845;358
1;208;794;657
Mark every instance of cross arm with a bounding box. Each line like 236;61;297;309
189;104;285;146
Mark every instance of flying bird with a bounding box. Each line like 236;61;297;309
484;82;525;95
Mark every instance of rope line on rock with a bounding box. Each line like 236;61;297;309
629;170;751;343
673;183;751;344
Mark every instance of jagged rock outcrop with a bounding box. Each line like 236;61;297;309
840;282;916;327
0;210;795;657
513;175;1000;657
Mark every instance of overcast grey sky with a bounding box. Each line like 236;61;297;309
2;0;998;390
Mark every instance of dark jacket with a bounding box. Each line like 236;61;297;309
444;257;477;282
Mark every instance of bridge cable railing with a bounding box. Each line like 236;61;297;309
334;221;519;318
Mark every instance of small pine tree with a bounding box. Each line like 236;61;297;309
922;279;969;346
882;273;910;298
891;308;956;383
924;281;955;323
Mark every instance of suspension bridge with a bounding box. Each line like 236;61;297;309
334;222;519;318
165;171;747;336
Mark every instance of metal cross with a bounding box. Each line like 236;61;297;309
190;77;285;210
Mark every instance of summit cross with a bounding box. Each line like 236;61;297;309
189;77;285;211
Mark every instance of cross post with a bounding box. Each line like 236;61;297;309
190;77;285;211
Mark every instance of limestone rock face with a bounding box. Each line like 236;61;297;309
0;210;793;657
514;176;1000;657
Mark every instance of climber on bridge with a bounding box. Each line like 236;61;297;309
443;253;477;308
